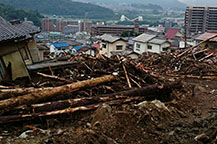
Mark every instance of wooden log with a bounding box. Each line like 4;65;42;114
99;81;181;99
181;75;217;80
0;97;143;124
0;87;53;100
31;95;128;113
4;82;180;114
0;75;117;110
0;85;11;89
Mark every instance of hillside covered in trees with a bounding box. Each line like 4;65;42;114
0;4;43;26
0;0;116;19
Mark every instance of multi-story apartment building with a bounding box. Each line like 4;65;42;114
41;18;92;33
185;6;217;36
41;18;54;32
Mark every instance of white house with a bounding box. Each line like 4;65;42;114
147;38;171;54
133;33;170;54
99;34;127;57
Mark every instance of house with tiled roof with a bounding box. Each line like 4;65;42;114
99;34;127;58
10;20;41;63
0;17;40;80
133;33;170;54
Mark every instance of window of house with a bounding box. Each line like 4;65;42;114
116;45;123;50
136;43;140;48
163;47;168;52
20;47;30;61
102;44;106;48
148;45;152;50
136;43;141;51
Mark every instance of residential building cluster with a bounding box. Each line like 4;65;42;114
1;6;217;81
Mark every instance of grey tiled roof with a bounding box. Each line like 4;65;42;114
0;17;41;43
101;34;123;43
0;17;26;42
12;21;41;36
149;38;168;45
133;33;156;43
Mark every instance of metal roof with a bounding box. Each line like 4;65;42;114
53;42;70;48
133;33;156;43
74;46;83;51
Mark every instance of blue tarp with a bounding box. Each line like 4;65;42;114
74;46;83;51
53;42;69;48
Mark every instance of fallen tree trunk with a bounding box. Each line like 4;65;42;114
100;81;181;101
0;85;12;89
0;87;53;100
181;75;217;80
2;82;181;114
0;75;117;110
0;97;143;124
30;95;128;113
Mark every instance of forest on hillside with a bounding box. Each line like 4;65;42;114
0;4;43;26
0;0;116;19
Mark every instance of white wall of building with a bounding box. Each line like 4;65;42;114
99;40;127;57
133;41;170;54
133;42;147;55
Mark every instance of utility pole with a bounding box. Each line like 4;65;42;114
184;10;187;49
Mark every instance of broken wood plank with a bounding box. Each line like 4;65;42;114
130;78;141;88
199;53;214;62
122;64;132;88
0;75;117;110
117;55;132;88
37;72;72;83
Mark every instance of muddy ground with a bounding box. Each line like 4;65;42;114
0;78;217;144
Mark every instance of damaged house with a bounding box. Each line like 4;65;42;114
133;33;170;54
194;31;217;52
0;17;40;80
99;34;127;58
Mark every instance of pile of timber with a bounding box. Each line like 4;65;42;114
0;76;181;124
0;46;215;123
135;47;217;78
0;55;182;124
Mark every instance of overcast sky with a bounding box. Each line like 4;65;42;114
179;0;217;6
